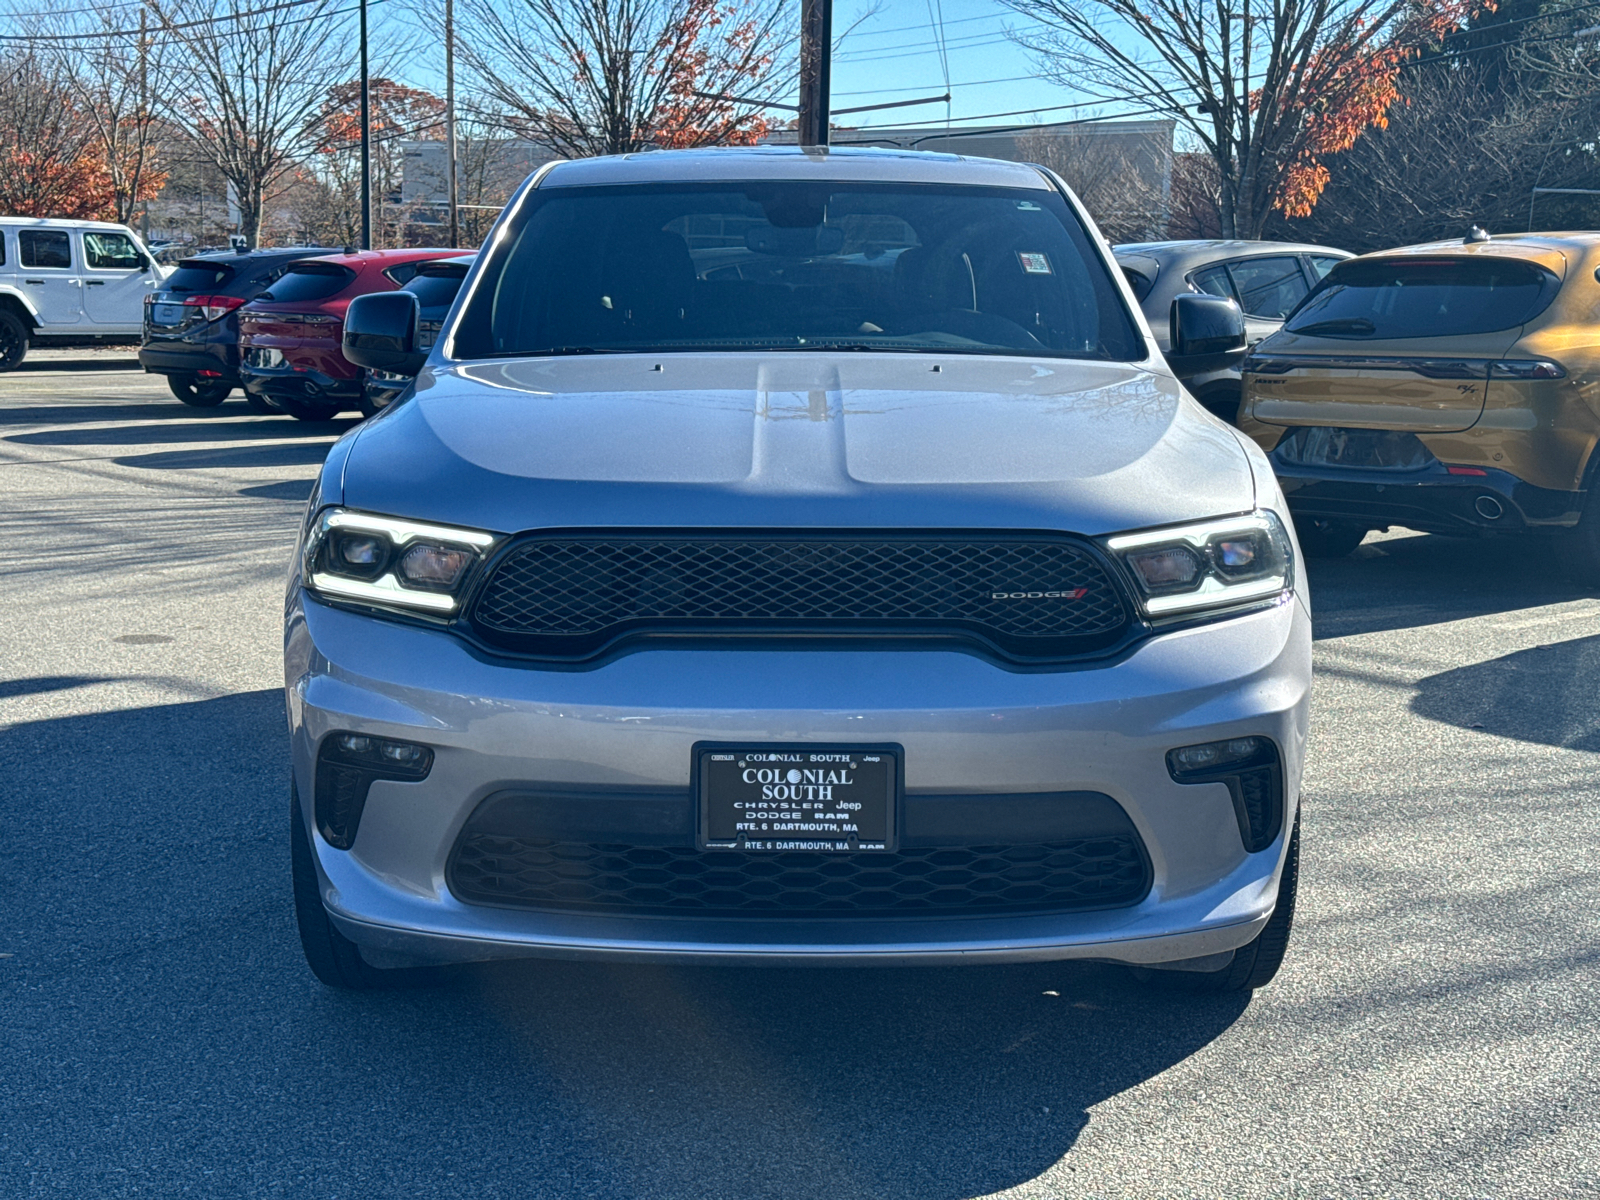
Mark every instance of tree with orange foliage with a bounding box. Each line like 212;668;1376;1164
0;48;149;221
457;0;794;157
306;79;445;247
1007;0;1483;237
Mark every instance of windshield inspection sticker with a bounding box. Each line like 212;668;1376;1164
1018;252;1053;275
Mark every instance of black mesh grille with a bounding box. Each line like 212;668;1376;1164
469;533;1131;661
448;836;1151;916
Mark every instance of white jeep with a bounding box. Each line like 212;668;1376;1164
0;216;169;371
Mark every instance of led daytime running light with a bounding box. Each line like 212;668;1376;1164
1104;511;1294;619
306;508;498;615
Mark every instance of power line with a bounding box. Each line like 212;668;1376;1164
842;99;1174;133
838;10;1004;40
835;72;1039;97
834;29;1015;62
0;0;361;43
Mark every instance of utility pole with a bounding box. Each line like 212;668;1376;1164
797;0;832;147
446;0;458;248
359;0;372;250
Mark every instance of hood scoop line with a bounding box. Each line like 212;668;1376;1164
747;362;852;494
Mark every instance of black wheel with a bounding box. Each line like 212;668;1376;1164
1295;518;1368;558
167;374;231;407
243;389;274;414
1139;816;1300;994
290;783;386;990
275;393;346;421
0;309;29;372
355;389;380;418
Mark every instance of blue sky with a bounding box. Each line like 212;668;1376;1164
384;0;1146;132
826;0;1074;128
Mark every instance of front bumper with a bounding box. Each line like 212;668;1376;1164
286;592;1312;968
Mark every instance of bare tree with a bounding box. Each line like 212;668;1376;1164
40;14;169;224
1271;58;1600;250
457;0;795;157
1004;0;1475;238
149;0;357;247
1019;125;1169;242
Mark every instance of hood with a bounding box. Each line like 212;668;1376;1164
337;353;1255;537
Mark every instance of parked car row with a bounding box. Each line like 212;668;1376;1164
1114;228;1600;575
139;245;474;418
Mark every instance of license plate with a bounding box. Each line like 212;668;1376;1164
696;745;898;852
151;303;186;326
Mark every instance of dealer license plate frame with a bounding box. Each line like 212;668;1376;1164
693;742;903;854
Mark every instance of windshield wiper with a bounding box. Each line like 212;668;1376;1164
528;346;624;356
1293;317;1376;336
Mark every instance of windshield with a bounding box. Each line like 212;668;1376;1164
1285;258;1561;339
261;263;354;303
452;182;1143;361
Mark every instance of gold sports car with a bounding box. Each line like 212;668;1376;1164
1239;230;1600;572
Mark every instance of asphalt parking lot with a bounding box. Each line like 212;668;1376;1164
2;348;1596;1200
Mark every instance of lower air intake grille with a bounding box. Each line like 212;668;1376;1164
448;836;1151;917
468;532;1131;662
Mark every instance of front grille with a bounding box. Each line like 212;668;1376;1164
448;836;1151;916
469;533;1131;661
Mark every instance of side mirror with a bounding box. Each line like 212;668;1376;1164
1165;294;1247;380
343;291;425;375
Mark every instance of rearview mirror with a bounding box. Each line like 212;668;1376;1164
1166;294;1247;380
343;292;425;375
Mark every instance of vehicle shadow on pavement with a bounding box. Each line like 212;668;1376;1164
8;418;360;447
1411;632;1600;751
1307;530;1590;639
4;356;142;373
114;441;349;470
0;690;1249;1200
0;401;201;426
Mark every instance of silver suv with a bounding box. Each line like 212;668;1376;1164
288;147;1312;993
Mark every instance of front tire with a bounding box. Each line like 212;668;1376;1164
0;310;29;372
1295;519;1368;558
1140;816;1300;994
243;389;273;414
290;784;385;990
167;374;231;407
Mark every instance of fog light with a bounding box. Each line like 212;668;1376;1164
1166;736;1283;852
315;732;434;850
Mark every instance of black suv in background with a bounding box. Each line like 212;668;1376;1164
362;255;476;412
140;247;339;408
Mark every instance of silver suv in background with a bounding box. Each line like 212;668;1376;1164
1115;240;1351;423
290;146;1311;995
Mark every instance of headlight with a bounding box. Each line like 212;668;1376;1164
1103;510;1294;619
303;508;498;615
